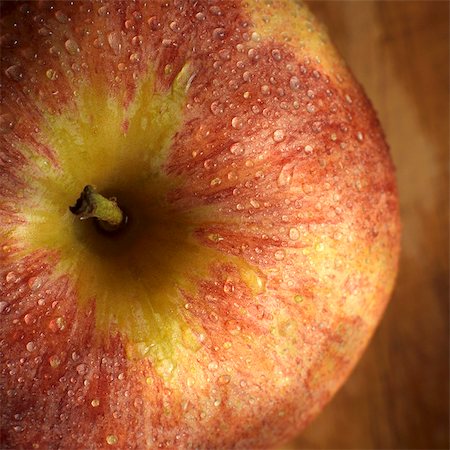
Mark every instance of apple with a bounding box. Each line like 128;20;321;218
0;1;400;449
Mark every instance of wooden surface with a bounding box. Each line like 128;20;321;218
286;2;449;449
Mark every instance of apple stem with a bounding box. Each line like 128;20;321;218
69;185;125;232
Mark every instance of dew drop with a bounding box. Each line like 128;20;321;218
315;242;325;252
208;361;219;371
195;12;205;21
46;69;58;81
294;295;304;304
106;435;118;445
169;21;179;32
289;76;300;90
356;131;364;142
49;317;65;332
97;5;109;16
5;271;16;283
210;100;224;115
217;374;231;385
304;144;314;154
5;65;23;82
55;10;69;23
91;399;100;407
225;319;241;335
0;114;16;134
212;27;226;40
273;129;285;142
231;117;243;130
27;276;42;291
26;341;35;352
147;16;161;30
76;364;87;375
0;301;9;314
289;228;300;240
210;177;221;187
64;39;79;55
24;313;33;325
38;27;51;36
271;49;282;61
107;31;122;55
274;249;285;261
223;279;235;294
260;85;270;95
230;142;245;156
49;355;60;368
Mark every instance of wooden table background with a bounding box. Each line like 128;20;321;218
285;1;449;449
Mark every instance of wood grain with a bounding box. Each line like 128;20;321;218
286;1;449;448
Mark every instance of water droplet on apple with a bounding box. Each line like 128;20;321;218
277;164;293;187
357;131;364;142
23;313;33;325
306;103;316;113
315;242;325;252
5;271;17;283
38;27;52;37
225;320;241;335
213;399;221;407
231;117;243;129
210;100;224;115
230;142;244;156
129;52;140;63
249;199;260;208
97;5;109;16
49;355;60;368
76;364;87;375
208;361;219;371
0;301;9;314
223;279;235;294
169;20;179;32
212;27;226;40
107;31;122;55
46;69;58;80
0;113;16;134
273;129;285;142
195;12;205;21
26;341;35;352
289;76;300;90
53;9;68;22
217;374;231;385
5;65;24;82
28;276;42;291
271;49;282;61
64;39;80;55
48;317;65;332
289;228;300;240
91;399;100;407
210;177;221;187
274;249;285;261
106;434;118;445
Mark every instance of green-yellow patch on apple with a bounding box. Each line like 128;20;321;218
11;64;263;365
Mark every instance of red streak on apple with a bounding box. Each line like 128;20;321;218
0;1;400;449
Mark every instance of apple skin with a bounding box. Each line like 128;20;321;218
0;1;400;449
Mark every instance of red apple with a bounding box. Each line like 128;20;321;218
0;1;400;448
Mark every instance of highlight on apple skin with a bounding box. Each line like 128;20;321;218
0;1;400;449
